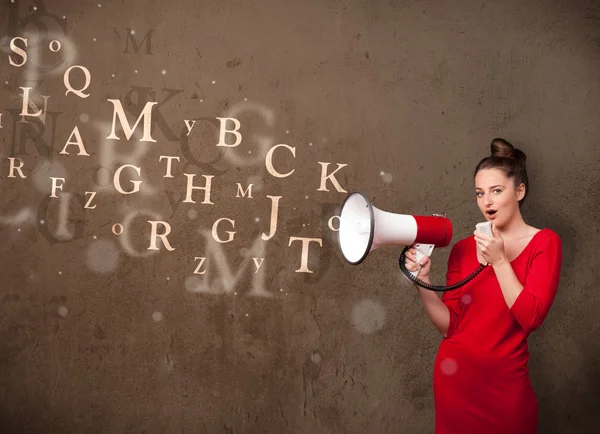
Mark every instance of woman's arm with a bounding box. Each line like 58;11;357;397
406;243;464;338
414;277;452;338
476;228;563;333
498;233;563;333
492;260;523;308
475;227;562;333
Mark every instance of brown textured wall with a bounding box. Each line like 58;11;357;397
1;0;599;433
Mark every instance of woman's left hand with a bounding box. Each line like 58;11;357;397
474;224;507;265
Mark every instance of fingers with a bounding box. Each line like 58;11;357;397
474;230;493;241
475;241;488;252
407;263;420;272
404;257;419;271
404;251;419;272
404;248;429;272
474;232;487;242
405;248;429;262
405;252;423;265
475;240;492;258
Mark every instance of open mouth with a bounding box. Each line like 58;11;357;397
486;210;497;218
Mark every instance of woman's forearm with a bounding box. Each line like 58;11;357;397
414;277;451;337
492;258;524;308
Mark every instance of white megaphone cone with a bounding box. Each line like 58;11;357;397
338;191;452;277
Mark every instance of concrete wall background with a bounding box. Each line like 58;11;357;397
1;0;599;432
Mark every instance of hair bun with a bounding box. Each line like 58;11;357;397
490;138;526;165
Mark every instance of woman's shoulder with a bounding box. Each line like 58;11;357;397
531;227;562;247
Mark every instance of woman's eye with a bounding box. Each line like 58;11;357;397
494;189;502;194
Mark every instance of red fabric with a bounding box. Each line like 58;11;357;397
434;228;562;434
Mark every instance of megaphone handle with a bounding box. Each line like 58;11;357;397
411;243;435;278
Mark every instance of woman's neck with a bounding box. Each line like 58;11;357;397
497;213;530;240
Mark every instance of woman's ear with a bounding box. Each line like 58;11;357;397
516;183;526;201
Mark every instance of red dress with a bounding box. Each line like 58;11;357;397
434;228;562;434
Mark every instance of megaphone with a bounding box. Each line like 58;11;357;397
338;191;452;278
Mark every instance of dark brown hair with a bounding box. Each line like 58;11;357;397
474;138;529;207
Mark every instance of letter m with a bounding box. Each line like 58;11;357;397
189;233;271;297
236;183;253;198
124;29;154;54
106;99;157;142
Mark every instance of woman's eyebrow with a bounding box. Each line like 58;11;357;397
475;184;504;190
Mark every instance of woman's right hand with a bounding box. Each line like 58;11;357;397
404;247;432;280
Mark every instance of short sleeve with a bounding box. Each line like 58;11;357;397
441;241;464;339
509;231;563;334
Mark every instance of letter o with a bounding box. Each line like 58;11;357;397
49;40;62;52
328;215;340;231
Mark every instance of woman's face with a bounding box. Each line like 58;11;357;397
474;168;525;228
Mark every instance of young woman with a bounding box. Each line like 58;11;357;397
404;138;563;434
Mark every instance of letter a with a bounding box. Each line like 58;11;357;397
60;126;90;156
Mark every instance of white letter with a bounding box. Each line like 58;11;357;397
64;65;91;98
266;144;295;178
7;157;27;178
60;126;90;156
194;257;207;274
48;40;61;52
252;258;264;273
50;177;65;198
84;191;97;209
262;195;281;241
113;165;142;194
328;215;340;231
288;237;323;273
317;162;348;192
147;220;175;251
212;218;235;243
219;101;275;167
183;174;214;204
19;87;50;122
184;119;196;136
9;37;27;67
159;155;180;178
215;117;242;147
236;183;253;198
106;99;157;142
